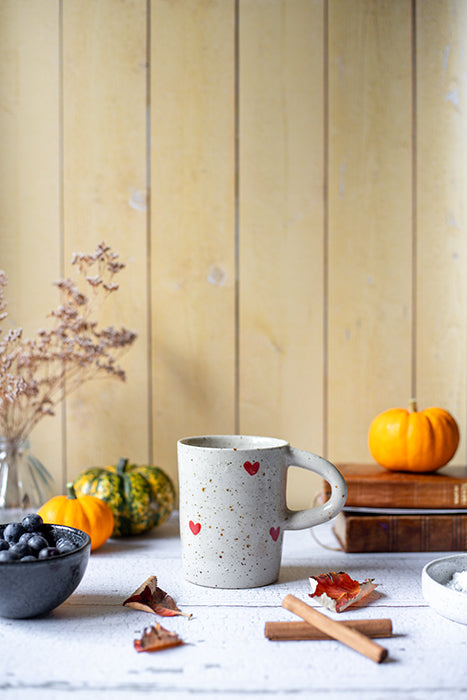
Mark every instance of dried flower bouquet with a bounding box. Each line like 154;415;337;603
0;242;137;443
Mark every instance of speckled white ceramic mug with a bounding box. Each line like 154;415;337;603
177;435;347;589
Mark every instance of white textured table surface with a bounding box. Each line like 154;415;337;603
1;512;466;699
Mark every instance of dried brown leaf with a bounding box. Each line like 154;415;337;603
123;575;192;618
309;571;377;613
134;624;184;653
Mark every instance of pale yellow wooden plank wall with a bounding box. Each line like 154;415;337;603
239;0;325;505
416;0;467;464
150;0;237;479
0;1;63;483
61;0;150;488
0;0;466;510
327;0;413;463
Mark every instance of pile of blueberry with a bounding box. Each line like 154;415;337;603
0;514;78;562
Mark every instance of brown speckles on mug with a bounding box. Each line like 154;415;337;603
177;435;347;588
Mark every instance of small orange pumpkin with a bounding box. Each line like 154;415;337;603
37;483;114;551
368;399;460;473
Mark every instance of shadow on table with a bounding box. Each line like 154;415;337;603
278;564;317;584
92;537;152;556
90;516;181;556
51;592;130;620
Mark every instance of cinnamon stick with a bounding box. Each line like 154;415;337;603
265;618;392;641
282;594;388;663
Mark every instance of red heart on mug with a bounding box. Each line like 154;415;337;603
189;521;201;535
269;526;280;542
243;460;260;476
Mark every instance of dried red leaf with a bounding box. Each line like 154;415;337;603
123;576;192;618
309;571;377;613
134;624;184;653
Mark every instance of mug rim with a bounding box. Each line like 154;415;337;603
178;435;289;450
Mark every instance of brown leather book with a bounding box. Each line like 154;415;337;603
322;463;467;509
333;510;467;553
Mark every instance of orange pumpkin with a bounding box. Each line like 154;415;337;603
37;483;114;551
368;399;460;473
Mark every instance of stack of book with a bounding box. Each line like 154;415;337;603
322;463;467;553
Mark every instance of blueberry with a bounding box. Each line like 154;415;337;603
27;534;49;554
3;522;24;543
20;555;37;562
56;540;76;554
9;542;31;558
0;549;20;562
21;513;43;532
0;539;9;551
38;546;60;559
18;531;35;545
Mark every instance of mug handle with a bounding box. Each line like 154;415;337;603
282;447;347;530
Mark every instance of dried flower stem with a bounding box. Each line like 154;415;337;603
0;242;137;441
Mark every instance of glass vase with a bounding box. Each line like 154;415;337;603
0;437;55;520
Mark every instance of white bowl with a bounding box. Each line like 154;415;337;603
422;554;467;625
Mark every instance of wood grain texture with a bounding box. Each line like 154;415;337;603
323;462;467;508
265;618;393;641
62;0;149;479
334;510;467;552
2;516;467;696
0;1;63;488
0;1;466;505
416;0;467;464
282;594;388;663
238;0;325;507
327;0;413;463
150;0;236;487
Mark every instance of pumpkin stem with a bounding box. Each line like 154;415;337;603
409;398;418;413
66;482;78;500
117;458;129;474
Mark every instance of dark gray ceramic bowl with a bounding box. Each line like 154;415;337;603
0;523;91;619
